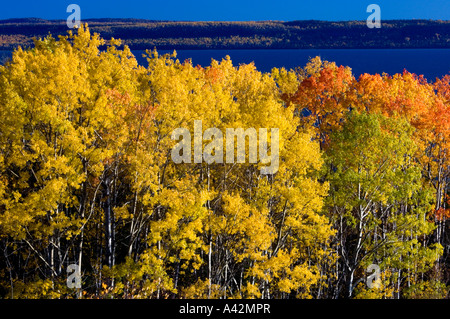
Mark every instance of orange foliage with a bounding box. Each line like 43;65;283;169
287;63;355;148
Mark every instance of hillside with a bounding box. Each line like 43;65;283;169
0;18;449;50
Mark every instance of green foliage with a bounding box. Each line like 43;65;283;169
403;280;448;299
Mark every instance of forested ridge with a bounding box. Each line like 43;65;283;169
0;18;449;50
0;25;450;299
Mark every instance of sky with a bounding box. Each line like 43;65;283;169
0;0;449;21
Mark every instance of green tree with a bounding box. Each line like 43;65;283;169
324;111;442;298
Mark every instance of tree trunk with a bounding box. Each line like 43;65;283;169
103;175;115;268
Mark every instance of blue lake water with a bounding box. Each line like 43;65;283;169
145;49;450;81
2;49;450;81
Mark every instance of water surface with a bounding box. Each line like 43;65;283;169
2;49;449;81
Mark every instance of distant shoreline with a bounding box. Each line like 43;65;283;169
0;18;449;50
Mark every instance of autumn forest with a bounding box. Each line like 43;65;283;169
0;25;450;299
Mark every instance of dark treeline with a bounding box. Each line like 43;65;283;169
0;18;449;50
